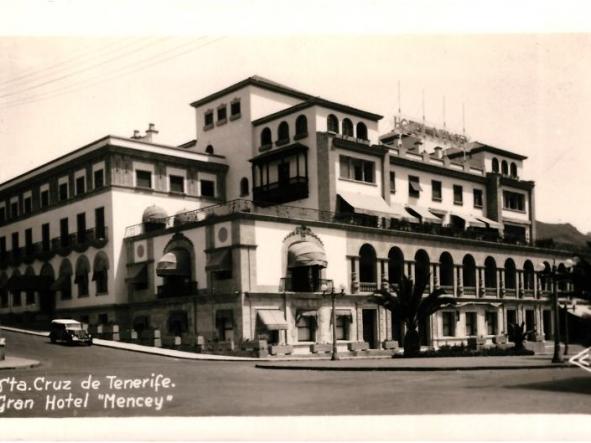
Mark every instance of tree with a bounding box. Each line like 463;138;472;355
371;275;456;357
508;322;533;351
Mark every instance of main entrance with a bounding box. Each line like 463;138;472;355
362;309;378;349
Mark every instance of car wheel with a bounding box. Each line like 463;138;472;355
50;334;56;344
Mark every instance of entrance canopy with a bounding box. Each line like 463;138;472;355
257;310;288;330
156;249;191;276
287;241;327;269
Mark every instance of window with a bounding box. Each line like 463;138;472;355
12;288;21;306
61;276;72;300
169;175;185;193
11;232;19;252
339;156;375;183
215;310;234;341
60;218;69;247
342;118;354;137
230;100;241;117
24;197;32;214
277;121;290;144
75;176;85;196
95;271;108;294
204;110;214;127
501;160;508;175
93;253;109;295
492;158;499;173
0;207;5;223
26;288;35;305
205;145;214;155
217;105;227;122
59;183;68;201
408;175;421;198
76;213;86;242
136;170;152;189
510;162;518;178
472;189;483;208
356;122;368;140
98;314;108;325
260;127;272;147
465;312;477;336
76;267;89;298
453;185;463;205
389;171;396;193
40;190;49;208
200;180;215;197
327;114;339;133
42;223;50;252
240;177;249;197
335;315;350;340
296;314;316;342
94;169;104;189
503;191;525;211
442;312;456;337
295;115;308;137
432;180;442;201
95;207;105;239
25;229;32;253
486;311;498;335
10;201;18;218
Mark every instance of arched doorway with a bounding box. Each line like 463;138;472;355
439;252;454;288
462;254;476;294
414;249;430;288
388;247;404;287
359;244;377;291
484;256;497;293
505;258;516;291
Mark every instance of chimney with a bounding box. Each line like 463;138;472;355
131;130;141;139
433;146;443;159
143;123;159;143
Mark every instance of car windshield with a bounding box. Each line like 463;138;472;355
64;323;82;330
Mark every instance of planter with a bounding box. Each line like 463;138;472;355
269;344;293;356
382;340;399;350
493;335;508;345
312;343;332;354
348;341;369;352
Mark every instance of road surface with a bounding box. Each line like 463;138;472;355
0;330;590;417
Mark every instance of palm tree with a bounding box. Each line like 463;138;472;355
371;274;456;357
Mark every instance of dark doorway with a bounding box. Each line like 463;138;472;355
543;310;552;340
362;309;378;349
291;265;321;292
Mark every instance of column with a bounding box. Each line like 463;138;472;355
376;259;382;291
498;306;505;336
457;265;464;296
380;259;389;290
351;257;359;294
517;271;524;298
499;268;505;297
533;270;538;299
452;265;458;296
475;267;481;298
433;263;440;289
478;267;485;297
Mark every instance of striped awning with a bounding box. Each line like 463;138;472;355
288;241;327;268
476;216;503;230
450;211;487;229
257;310;288;330
405;205;442;224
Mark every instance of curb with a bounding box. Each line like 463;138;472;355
255;363;577;372
0;358;41;370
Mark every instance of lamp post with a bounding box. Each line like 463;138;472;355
535;258;577;364
322;282;345;361
562;298;576;356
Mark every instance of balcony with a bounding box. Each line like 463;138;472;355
359;281;378;293
253;177;309;206
279;277;333;293
157;281;198;298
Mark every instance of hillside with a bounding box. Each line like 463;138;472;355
535;220;591;249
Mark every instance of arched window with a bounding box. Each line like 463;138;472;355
277;121;290;143
359;244;377;285
356;122;368;140
342;118;354;137
75;255;91;297
414;249;430;288
240;177;249;197
523;260;535;291
484;256;497;289
57;259;73;300
501;160;509;176
39;263;55;314
388;247;404;286
462;254;476;288
93;252;109;295
504;258;516;289
439;252;454;287
327;114;339;133
510;162;518;178
492;158;499;173
295;115;308;137
205;145;214;155
260;127;272;146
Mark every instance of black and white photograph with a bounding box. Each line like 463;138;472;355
1;1;591;440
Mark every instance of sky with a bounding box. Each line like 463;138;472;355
1;2;591;233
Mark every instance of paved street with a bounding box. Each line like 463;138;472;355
0;330;590;417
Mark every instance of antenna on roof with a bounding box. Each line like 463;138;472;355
398;80;402;117
421;89;426;128
462;102;467;161
442;96;447;130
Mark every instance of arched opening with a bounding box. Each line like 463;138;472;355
287;239;327;292
327;114;339;133
9;269;22;307
539;261;552;292
359;244;377;288
388;247;404;286
557;263;567;291
342;118;354;137
56;259;73;300
501;160;509;176
240;177;249;197
484;256;497;290
439;252;454;287
24;266;36;305
260;127;272;146
93;252;109;295
277;121;290;143
295;115;308;137
510;162;518;178
492;158;499;173
523;260;535;291
75;255;91;297
414;249;430;288
142;205;168;233
39;263;55;314
504;258;516;290
157;246;192;296
356;122;368;140
462;254;476;289
205;145;214;155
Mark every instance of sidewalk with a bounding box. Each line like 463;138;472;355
256;354;581;371
0;356;40;370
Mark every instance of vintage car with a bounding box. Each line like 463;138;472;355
49;319;93;345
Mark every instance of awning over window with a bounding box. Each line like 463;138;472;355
257;310;288;330
338;191;418;221
126;263;148;284
334;308;354;322
156;249;191;276
405;205;442;224
450;211;487;229
476;216;503;230
50;275;69;291
296;310;318;322
206;249;232;272
409;180;423;193
288;241;327;268
390;202;419;223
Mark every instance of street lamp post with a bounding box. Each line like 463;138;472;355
536;258;577;364
322;282;345;361
562;298;576;356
